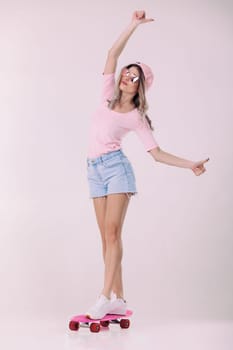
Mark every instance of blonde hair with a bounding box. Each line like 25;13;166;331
107;64;154;130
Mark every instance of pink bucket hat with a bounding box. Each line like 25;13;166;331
134;61;154;90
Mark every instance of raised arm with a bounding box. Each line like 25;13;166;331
103;11;154;74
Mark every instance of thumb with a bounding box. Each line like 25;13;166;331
141;18;155;23
202;158;210;164
196;158;210;167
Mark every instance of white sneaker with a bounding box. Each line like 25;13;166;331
85;295;112;320
111;292;117;301
109;298;127;315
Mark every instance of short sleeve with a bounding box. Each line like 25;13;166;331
101;73;115;103
133;117;159;151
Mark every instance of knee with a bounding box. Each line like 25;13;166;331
104;222;121;244
102;241;106;256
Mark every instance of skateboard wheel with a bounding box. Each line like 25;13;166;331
100;320;110;327
120;319;130;329
69;321;80;331
90;322;100;333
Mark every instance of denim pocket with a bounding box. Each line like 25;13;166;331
121;158;136;180
102;155;122;168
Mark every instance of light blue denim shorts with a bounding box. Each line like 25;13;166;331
87;149;137;198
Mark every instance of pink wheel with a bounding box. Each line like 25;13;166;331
69;320;80;331
100;320;110;327
120;319;130;329
90;322;100;333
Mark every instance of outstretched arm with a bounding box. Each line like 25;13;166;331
103;11;154;74
149;147;209;176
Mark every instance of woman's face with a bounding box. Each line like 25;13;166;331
119;66;140;94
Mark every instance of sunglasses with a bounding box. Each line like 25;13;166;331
121;69;139;84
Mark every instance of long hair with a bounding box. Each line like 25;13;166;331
107;64;154;130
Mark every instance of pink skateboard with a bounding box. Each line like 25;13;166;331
69;310;133;333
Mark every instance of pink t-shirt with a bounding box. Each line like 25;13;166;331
87;73;159;158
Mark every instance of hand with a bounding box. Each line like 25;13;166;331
131;10;154;26
191;158;209;176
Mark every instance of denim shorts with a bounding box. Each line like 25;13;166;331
87;149;137;198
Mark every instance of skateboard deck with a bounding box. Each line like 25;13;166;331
69;310;133;333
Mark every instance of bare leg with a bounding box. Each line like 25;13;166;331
101;193;130;298
93;196;107;260
93;194;130;299
112;264;124;299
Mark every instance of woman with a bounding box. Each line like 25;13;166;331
85;10;209;320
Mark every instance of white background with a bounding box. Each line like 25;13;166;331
0;0;232;337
